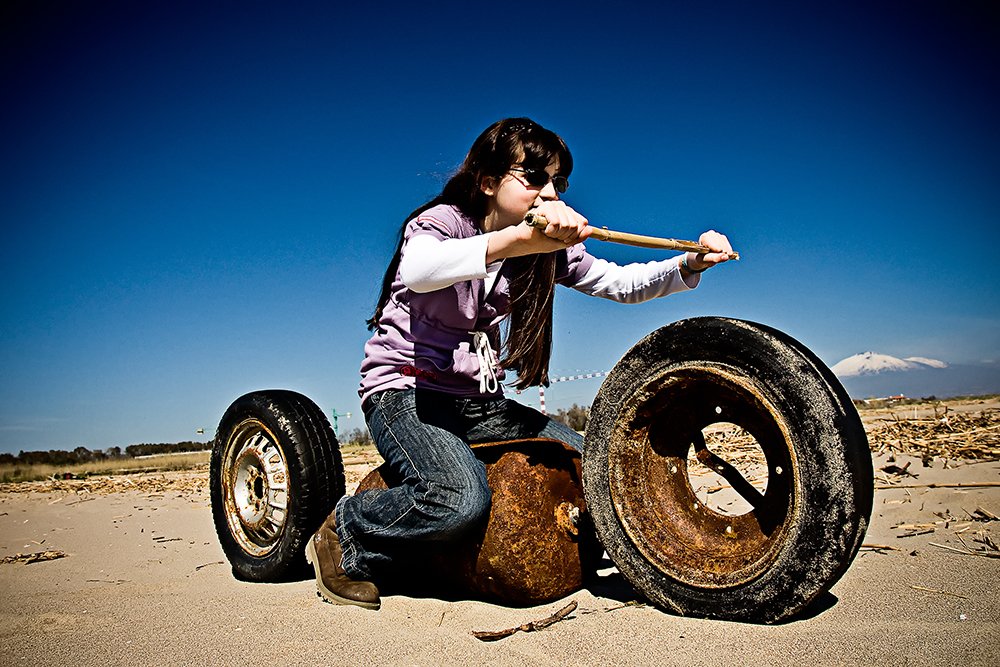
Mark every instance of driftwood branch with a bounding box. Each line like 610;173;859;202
874;482;1000;490
472;600;578;642
1;550;68;564
929;542;1000;559
910;585;969;599
860;543;901;551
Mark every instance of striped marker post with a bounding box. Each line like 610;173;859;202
538;371;610;415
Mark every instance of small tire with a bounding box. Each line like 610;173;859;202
210;390;344;582
584;317;873;623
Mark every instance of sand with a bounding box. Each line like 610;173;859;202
1;449;998;666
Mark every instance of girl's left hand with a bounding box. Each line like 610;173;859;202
684;230;733;272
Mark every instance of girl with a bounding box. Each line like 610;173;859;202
305;118;733;609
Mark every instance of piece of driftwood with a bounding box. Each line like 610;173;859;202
1;550;68;564
929;542;1000;559
472;600;578;642
195;560;224;571
910;585;969;599
861;543;900;551
973;506;999;521
880;462;917;478
896;528;935;538
874;482;1000;490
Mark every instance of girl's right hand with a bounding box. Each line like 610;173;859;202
527;201;592;247
486;203;591;262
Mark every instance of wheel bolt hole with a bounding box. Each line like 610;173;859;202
715;406;722;414
254;477;264;498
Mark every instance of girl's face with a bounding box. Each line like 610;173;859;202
480;159;561;233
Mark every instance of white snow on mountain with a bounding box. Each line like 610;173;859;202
904;356;948;369
830;352;949;377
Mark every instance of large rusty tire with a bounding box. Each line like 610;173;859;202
583;317;872;623
211;390;344;582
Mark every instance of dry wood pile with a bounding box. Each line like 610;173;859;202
698;406;1000;466
865;407;1000;461
0;470;209;496
0;455;383;497
699;424;765;468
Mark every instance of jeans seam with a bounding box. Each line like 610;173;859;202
357;395;423;538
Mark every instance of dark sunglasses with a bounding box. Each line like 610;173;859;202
510;167;569;194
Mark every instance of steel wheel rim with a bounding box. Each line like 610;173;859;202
221;419;290;557
607;363;798;588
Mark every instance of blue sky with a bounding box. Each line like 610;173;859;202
2;1;997;455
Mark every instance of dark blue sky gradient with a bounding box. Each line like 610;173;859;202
2;1;998;453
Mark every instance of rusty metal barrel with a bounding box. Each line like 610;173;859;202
356;438;601;606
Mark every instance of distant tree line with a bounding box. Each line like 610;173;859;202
1;446;125;467
340;428;373;448
0;441;210;467
551;404;590;432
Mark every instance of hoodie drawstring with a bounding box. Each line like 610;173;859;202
471;331;499;394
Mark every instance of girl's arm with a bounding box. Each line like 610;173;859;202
567;230;733;302
399;234;491;293
571;256;697;303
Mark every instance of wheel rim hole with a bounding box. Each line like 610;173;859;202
254;476;264;499
686;422;768;516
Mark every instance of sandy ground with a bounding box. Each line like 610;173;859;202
1;445;998;665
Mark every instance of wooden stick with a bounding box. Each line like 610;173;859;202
930;542;1000;558
874;482;1000;490
472;600;578;642
524;213;740;260
910;585;969;599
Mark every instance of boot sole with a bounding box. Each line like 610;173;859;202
305;538;381;610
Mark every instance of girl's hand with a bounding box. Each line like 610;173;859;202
486;202;592;262
526;201;592;246
683;230;733;273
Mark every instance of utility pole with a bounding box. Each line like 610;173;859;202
330;409;351;436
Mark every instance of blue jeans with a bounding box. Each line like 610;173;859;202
335;388;583;582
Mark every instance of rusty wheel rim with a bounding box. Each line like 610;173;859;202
607;362;798;588
221;419;290;557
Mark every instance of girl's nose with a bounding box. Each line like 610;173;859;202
539;180;560;200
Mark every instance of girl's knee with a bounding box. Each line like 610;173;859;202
420;477;491;540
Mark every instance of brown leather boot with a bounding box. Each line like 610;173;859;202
305;516;380;610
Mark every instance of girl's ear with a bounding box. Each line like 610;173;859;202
480;176;496;196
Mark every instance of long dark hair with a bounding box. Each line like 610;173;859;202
367;117;573;389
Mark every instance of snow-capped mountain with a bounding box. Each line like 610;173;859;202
831;352;948;377
829;352;999;399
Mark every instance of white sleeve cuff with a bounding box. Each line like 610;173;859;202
571;256;698;303
400;233;490;293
